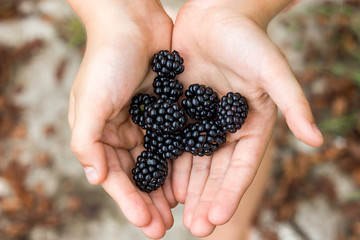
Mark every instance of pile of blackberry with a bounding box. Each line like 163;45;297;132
129;50;249;193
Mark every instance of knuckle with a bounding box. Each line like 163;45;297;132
192;160;211;173
208;166;226;181
70;137;87;159
230;158;257;177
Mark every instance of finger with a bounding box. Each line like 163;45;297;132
183;156;211;229
70;97;109;184
140;202;166;239
126;148;173;231
172;153;192;203
190;204;215;237
162;160;178;208
149;187;174;230
208;116;275;225
261;50;323;147
189;143;234;237
101;112;143;150
101;146;151;228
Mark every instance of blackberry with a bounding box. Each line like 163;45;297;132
129;94;156;129
153;77;183;102
181;84;220;120
182;120;226;157
144;130;184;160
151;50;184;78
217;92;249;133
132;151;168;193
144;99;188;133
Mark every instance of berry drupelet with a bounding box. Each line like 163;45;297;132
182;120;227;157
129;93;157;129
144;130;184;160
182;84;220;120
153;77;183;102
132;151;168;193
144;98;188;134
217;92;249;133
151;50;185;78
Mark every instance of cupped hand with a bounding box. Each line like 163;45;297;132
171;1;323;237
67;1;177;238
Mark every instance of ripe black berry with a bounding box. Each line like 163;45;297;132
144;130;184;160
153;77;183;102
144;99;188;134
151;50;184;78
182;84;220;120
182;120;226;157
129;94;156;129
132;151;168;193
217;92;249;133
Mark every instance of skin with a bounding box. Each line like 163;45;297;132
171;0;323;237
66;0;177;238
66;0;323;239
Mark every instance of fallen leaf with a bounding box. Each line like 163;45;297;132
9;122;27;139
55;58;68;83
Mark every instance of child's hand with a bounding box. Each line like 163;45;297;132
171;0;323;237
66;1;176;238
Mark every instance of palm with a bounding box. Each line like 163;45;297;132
68;11;178;238
171;3;320;237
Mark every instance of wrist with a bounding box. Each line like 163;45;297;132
191;0;294;29
66;0;167;32
242;0;294;28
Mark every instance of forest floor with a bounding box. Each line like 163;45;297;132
0;0;359;239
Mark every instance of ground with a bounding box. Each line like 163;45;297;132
0;0;359;239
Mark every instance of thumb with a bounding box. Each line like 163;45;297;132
70;97;109;184
261;51;323;147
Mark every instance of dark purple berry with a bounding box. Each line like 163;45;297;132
151;50;184;78
144;99;188;133
129;94;156;129
132;151;168;193
153;77;183;102
182;84;219;120
217;92;249;133
144;130;184;160
182;120;226;156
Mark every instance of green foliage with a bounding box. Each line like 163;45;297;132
309;3;356;16
65;17;86;48
347;190;360;202
308;3;360;88
319;113;359;136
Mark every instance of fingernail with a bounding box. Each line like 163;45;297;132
312;123;322;137
84;167;98;184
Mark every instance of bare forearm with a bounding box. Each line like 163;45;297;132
191;0;294;28
65;0;166;31
239;0;294;27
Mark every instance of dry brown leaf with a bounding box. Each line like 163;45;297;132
43;124;56;137
55;58;68;83
0;197;22;214
4;222;28;238
2;161;33;211
9;122;27;139
66;196;83;212
261;228;279;240
314;177;337;202
276;202;298;221
35;152;52;167
351;169;360;186
13;39;44;63
331;97;348;117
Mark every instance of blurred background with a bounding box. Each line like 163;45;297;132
0;0;359;239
